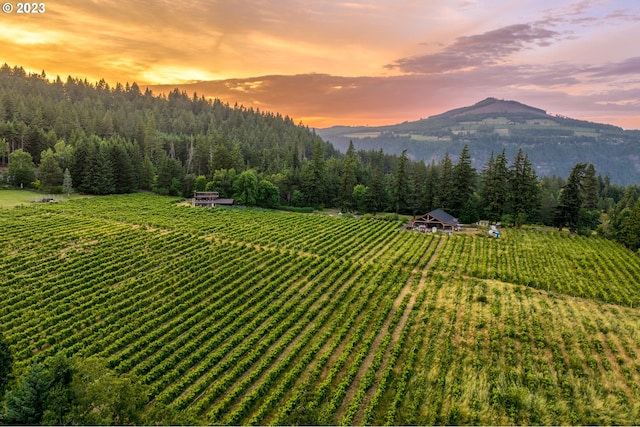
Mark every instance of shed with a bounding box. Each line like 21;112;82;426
412;209;459;232
193;191;234;207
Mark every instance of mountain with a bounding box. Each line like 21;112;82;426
429;97;547;118
317;98;640;184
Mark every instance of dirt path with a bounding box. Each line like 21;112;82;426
338;236;446;424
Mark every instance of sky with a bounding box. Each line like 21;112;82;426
1;0;639;129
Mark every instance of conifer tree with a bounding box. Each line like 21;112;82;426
410;160;428;215
582;163;598;210
339;141;358;211
62;168;73;196
451;145;476;217
393;150;410;214
301;140;326;208
480;150;509;223
423;161;439;213
368;149;387;214
509;149;539;225
4;362;50;424
556;163;586;232
0;137;8;167
435;153;454;211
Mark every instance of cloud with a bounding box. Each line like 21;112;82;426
388;24;560;74
2;0;638;129
540;0;640;28
146;48;640;129
587;57;640;78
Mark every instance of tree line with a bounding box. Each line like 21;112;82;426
1;64;639;251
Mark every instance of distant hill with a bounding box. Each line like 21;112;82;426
429;97;547;119
317;98;640;184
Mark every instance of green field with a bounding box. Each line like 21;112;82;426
2;193;640;425
0;190;61;208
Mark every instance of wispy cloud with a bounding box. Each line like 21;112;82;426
587;57;640;78
387;24;560;74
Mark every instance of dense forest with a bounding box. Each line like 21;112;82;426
1;64;639;250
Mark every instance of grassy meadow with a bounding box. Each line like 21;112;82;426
1;193;639;425
0;189;49;208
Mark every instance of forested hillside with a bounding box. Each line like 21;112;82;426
319;97;640;185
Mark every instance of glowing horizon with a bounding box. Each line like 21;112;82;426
1;0;639;129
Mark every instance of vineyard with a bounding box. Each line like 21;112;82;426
2;193;640;425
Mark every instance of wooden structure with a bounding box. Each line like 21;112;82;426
193;191;234;207
412;209;459;232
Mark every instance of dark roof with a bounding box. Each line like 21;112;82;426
215;198;234;205
428;209;458;225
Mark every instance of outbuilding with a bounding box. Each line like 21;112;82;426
412;209;459;232
193;191;234;207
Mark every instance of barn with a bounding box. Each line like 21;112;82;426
411;209;459;232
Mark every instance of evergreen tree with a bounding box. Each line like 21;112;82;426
291;140;301;170
582;163;598;210
368;150;387;214
423;161;439;213
339;141;358;211
480;150;509;223
4;362;50;424
556;163;586;232
410;160;428;215
138;155;155;191
301;141;326;208
82;142;115;195
143;112;161;162
509;149;540;225
156;154;184;196
451;145;476;218
435;153;454;211
71;135;93;192
62;168;73;196
392;150;410;214
460;197;481;224
107;139;136;193
0;137;8;167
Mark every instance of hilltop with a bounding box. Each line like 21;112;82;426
428;97;547;119
318;97;640;184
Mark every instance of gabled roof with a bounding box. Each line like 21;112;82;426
427;209;458;225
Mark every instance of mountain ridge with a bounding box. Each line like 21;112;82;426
317;97;640;184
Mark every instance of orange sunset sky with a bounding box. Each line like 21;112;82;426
1;0;639;129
